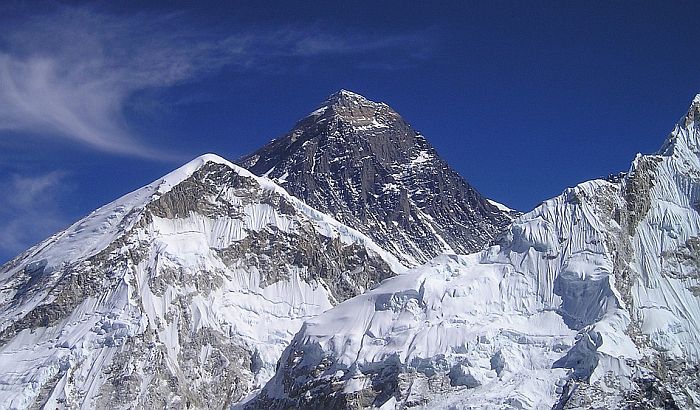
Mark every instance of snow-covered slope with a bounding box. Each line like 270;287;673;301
0;154;404;409
239;90;511;266
248;96;700;409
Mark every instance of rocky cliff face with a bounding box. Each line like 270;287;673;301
247;96;700;409
239;90;512;266
0;155;403;409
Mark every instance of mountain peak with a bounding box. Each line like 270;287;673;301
192;152;229;164
326;89;370;104
168;153;233;176
304;89;399;129
238;92;512;265
156;153;238;194
0;142;404;408
683;93;700;127
658;93;700;157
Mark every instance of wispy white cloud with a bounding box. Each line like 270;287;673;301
0;171;70;259
0;6;434;160
0;8;230;160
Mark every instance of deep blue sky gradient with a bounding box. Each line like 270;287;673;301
0;1;699;262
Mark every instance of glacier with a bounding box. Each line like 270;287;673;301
1;92;699;410
248;97;700;409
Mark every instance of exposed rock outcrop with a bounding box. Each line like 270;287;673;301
239;90;512;266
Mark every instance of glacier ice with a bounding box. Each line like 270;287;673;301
249;96;700;409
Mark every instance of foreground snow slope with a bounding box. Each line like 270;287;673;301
0;154;404;409
249;96;700;409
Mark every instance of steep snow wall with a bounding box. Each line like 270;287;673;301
0;154;404;409
249;97;700;409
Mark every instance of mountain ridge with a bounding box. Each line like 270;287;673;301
246;94;700;409
0;152;405;408
1;92;699;409
239;90;512;265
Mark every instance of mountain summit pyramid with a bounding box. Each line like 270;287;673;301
239;90;512;265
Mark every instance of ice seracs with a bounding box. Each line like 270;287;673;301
2;91;700;409
248;94;700;409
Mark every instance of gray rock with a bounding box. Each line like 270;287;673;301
239;90;512;265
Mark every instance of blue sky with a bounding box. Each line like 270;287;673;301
0;1;698;262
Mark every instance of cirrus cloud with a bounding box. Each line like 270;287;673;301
0;5;435;160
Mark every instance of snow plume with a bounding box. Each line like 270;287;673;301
0;5;434;159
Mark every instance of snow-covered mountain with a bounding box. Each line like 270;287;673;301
0;155;405;409
239;90;512;266
247;96;700;409
2;91;700;410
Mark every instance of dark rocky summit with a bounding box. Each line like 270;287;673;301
239;90;512;265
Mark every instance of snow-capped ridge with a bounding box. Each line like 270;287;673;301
681;92;700;130
0;153;238;277
658;93;700;158
325;89;378;106
0;149;409;408
156;153;281;196
163;153;407;272
1;152;406;283
486;198;515;213
156;153;234;193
